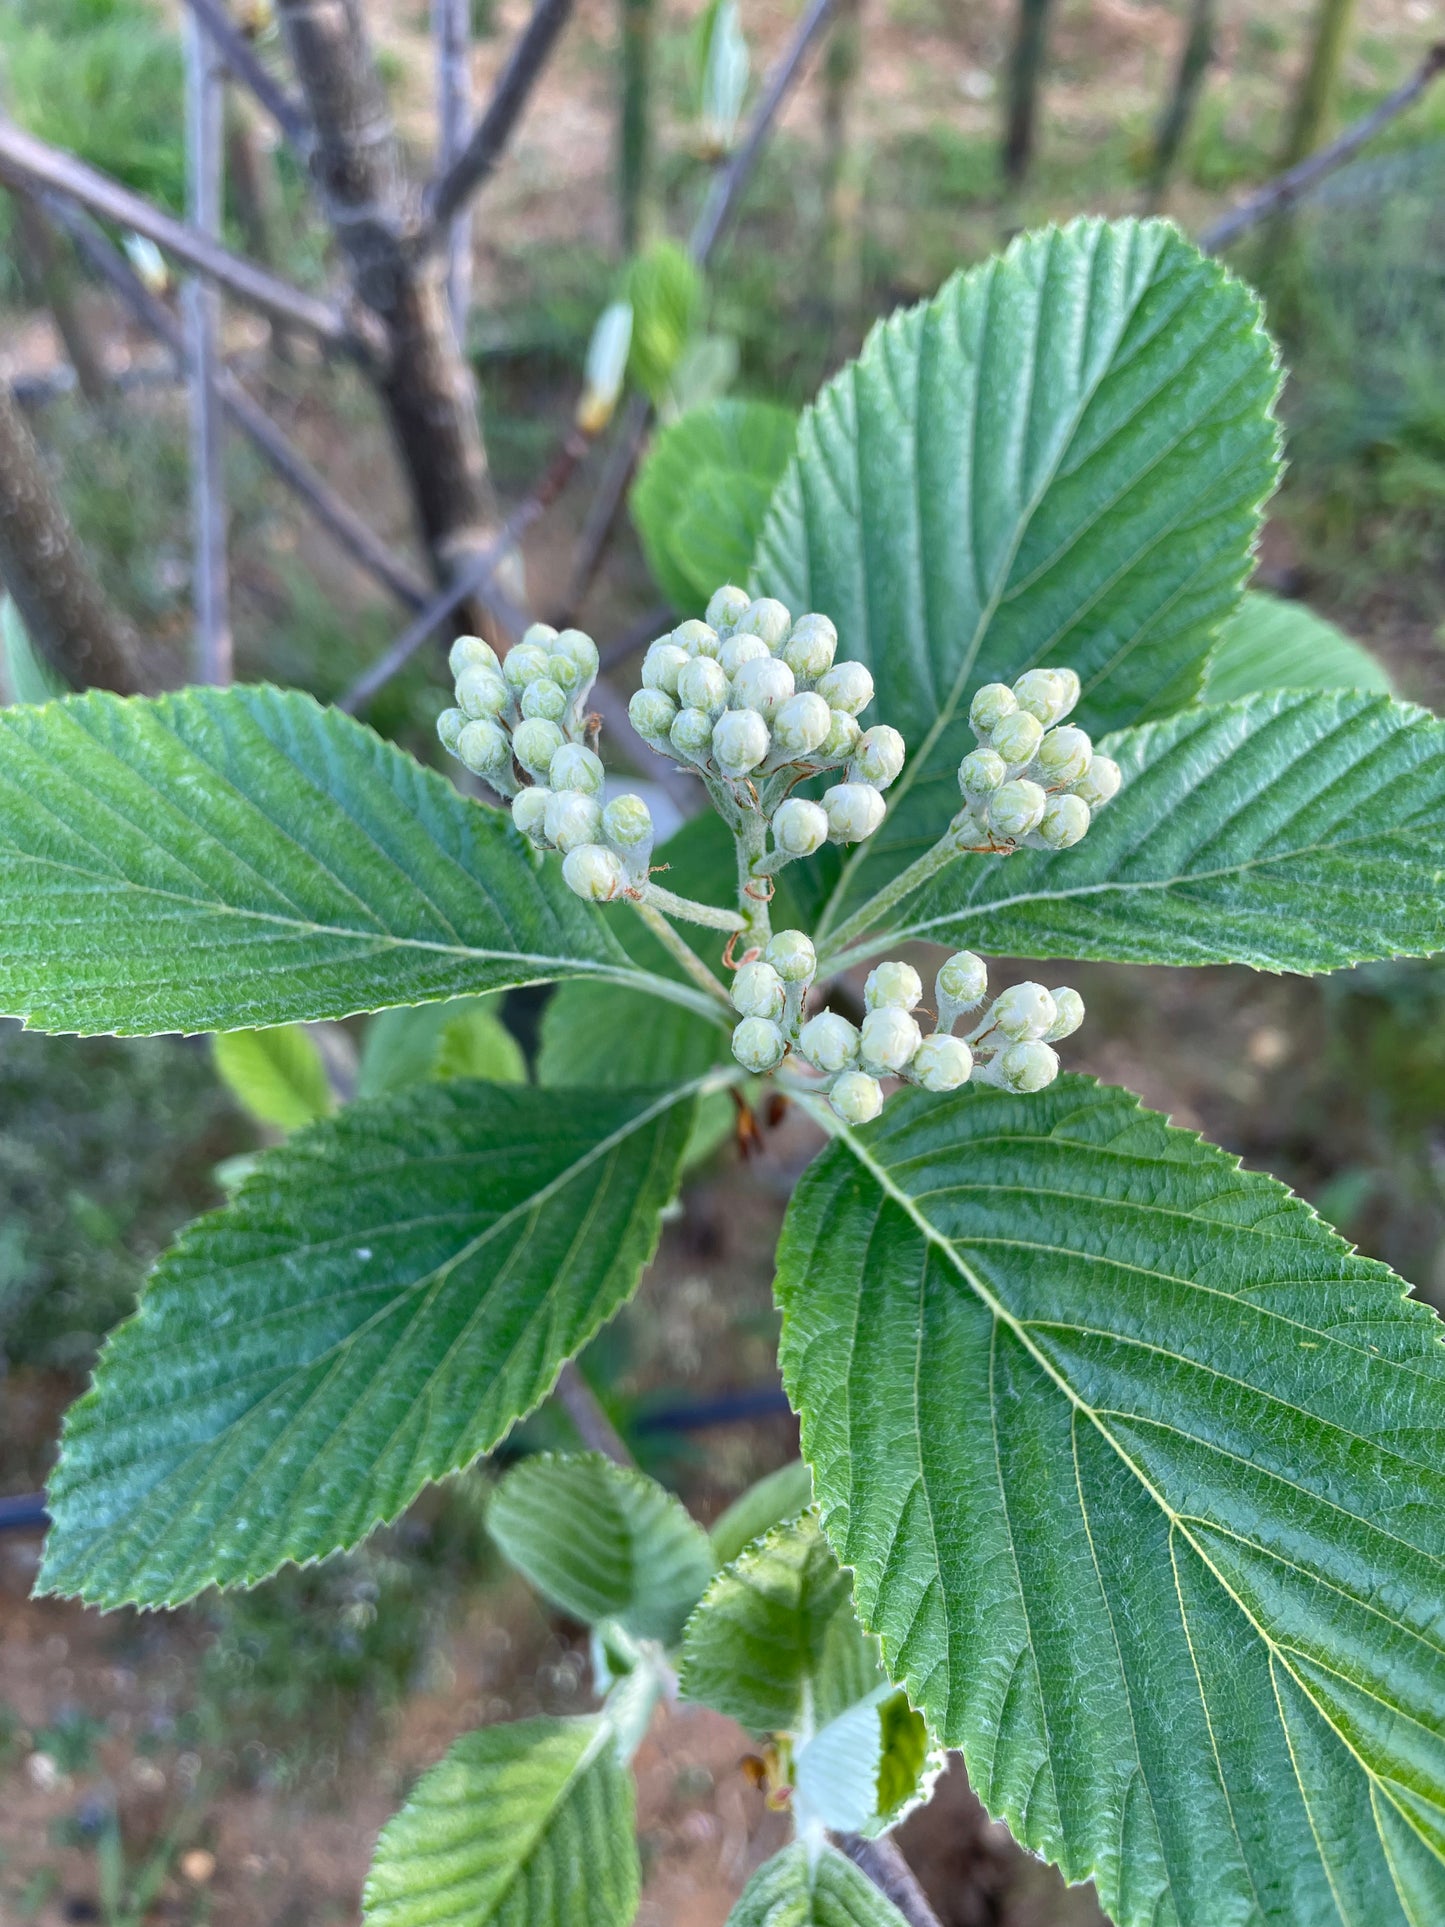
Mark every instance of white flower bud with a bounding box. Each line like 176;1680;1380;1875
951;805;985;845
672;705;717;760
544;789;604;853
546;652;583;693
1034;793;1092;851
714;634;765;682
551;628;599;682
456;718;512;779
992;1039;1060;1093
958;746;1008;798
1013;667;1076;726
601;793;654;872
503;642;552;690
823;782;887;843
969;683;1017;736
771;691;832;757
732;1015;786;1073
864;961;923;1011
850;725;906;790
511;786;552;844
678;655;730;715
1044;987;1085;1042
764;929;817;985
1053;667;1081;716
642;641;690;695
437;706;466;755
455;664;510;719
989;709;1045;767
450;634;499;678
781;613;838;682
985;778;1047;839
521;677;569;723
549;743;605;794
820;709;861;761
712;707;771;777
911;1034;973;1092
706;583;752;633
732;959;786;1021
562;843;628;902
1034;725;1093;786
672;619;722;658
1072;755;1121;809
829;1070;883;1125
520;622;560;651
798;1011;860;1073
990;982;1058;1042
772;797;829;857
735;597;792;648
731;655;795;721
512;718;565;779
816;661;874;716
936;951;987;1018
629;687;677;742
860;1007;923;1074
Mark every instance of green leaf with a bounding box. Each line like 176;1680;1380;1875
489;1452;714;1644
625;240;702;406
631;398;798;615
778;1076;1445;1927
710;1459;814;1566
724;1843;911;1927
753;216;1282;936
1203;592;1394;703
360;997;527;1096
434;1001;527;1083
363;1716;639;1927
829;690;1445;974
0;684;717;1037
680;1512;886;1735
41;1078;705;1607
211;1025;333;1132
1;596;70;703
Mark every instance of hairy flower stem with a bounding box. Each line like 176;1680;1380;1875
641;881;747;934
630;898;735;1010
818;829;961;969
736;812;774;949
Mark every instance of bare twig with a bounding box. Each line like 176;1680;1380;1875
184;13;233;685
597;602;675;672
1200;40;1445;252
434;0;474;337
836;1835;944;1927
555;1362;637;1466
554;393;650;621
181;0;312;152
421;0;575;244
0;121;356;351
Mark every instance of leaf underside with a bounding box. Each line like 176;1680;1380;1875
777;1077;1445;1927
41;1079;699;1607
724;1842;911;1927
1203;592;1393;704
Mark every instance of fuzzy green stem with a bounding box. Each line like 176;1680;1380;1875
640;881;746;934
817;829;963;969
630;898;735;1010
735;812;773;948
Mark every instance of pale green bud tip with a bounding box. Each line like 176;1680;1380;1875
521;677;569;723
549;743;605;794
1035;793;1091;851
551;627;599;679
912;1033;973;1092
455;664;509;719
991;981;1058;1042
821;708;861;761
678;655;729;714
642;642;690;695
437;706;466;755
503;642;552;689
731;1015;787;1073
958;747;1007;797
713;707;771;777
989;709;1045;767
456;718;512;776
449;634;498;678
511;786;552;844
547;652;582;692
520;622;560;651
823;782;887;843
860;1007;923;1074
830;1070;884;1125
937;951;987;1011
987;778;1047;839
629;687;677;740
772;797;829;857
672;706;717;758
994;1039;1060;1093
719;631;771;678
969;682;1017;736
1013;666;1078;727
1073;755;1122;809
562;843;628;902
1044;986;1085;1043
850;724;906;790
512;718;566;777
781;613;838;681
706;583;752;632
763;929;817;984
798;1011;859;1074
817;661;874;716
736;597;792;647
544;790;604;853
864;960;923;1011
732;655;795;720
601;793;653;851
732;959;786;1021
672;618;722;658
1034;724;1093;785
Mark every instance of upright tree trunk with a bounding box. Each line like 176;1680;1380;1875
1002;0;1057;186
822;0;864;320
10;190;110;404
1280;0;1359;167
1147;0;1216;208
618;0;654;254
0;380;145;693
225;98;299;360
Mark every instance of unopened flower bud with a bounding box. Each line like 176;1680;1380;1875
521;677;569;723
1012;668;1074;726
520;622;560;652
772;797;829;857
642;642;690;696
820;709;861;761
547;652;582;693
986;778;1047;839
672;705;717;760
1044;987;1085;1042
706;583;752;633
958;747;1008;798
990;710;1045;767
672;619;722;658
544;789;604;853
551;628;599;682
950;805;984;845
990;982;1058;1042
911;1034;973;1092
456;718;512;779
864;961;922;1011
1072;755;1121;809
678;655;730;715
562;843;628;902
455;665;510;719
969;683;1017;736
601;793;654;875
549;743;605;794
823;782;886;843
732;655;795;721
512;717;565;779
732;959;786;1021
860;1007;923;1074
850;725;906;790
712;708;771;777
719;631;771;678
798;1011;859;1073
936;952;987;1023
817;661;874;716
772;692;832;757
992;1039;1060;1093
629;687;677;742
437;706;466;756
1034;726;1093;786
1035;793;1091;850
735;597;792;648
512;786;552;845
830;1070;884;1124
504;642;552;690
732;1015;786;1073
764;930;817;984
781;613;838;682
450;634;499;678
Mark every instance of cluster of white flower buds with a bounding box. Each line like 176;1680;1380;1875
437;628;657;904
729;938;1084;1123
954;668;1121;852
627;587;903;858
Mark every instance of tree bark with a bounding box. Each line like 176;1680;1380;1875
618;0;654;253
225;98;300;360
9;190;110;404
1002;0;1056;186
1147;0;1216;208
0;380;145;693
1281;0;1360;168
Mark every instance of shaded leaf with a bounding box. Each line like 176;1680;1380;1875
724;1842;910;1927
710;1459;814;1567
1;596;70;703
1203;592;1393;703
211;1025;333;1132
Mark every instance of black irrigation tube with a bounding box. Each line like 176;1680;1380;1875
0;1491;48;1532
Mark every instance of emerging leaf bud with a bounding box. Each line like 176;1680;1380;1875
771;692;832;757
1035;793;1091;850
521;677;569;723
1012;667;1074;726
731;655;795;721
781;613;839;682
860;1007;923;1074
706;583;752;633
504;642;552;690
672;619;722;658
455;665;510;719
551;628;600;682
1044;986;1085;1042
990;981;1058;1041
986;778;1047;839
958;747;1008;798
850;725;906;790
549;743;606;794
712;707;771;777
562;843;628;901
678;655;730;715
642;641;690;695
437;706;466;756
512;718;566;779
989;709;1045;767
629;687;678;742
450;634;499;679
719;631;771;678
544;789;604;853
731;1015;787;1073
936;951;988;1024
829;1069;884;1125
1072;755;1122;809
817;661;874;716
992;1039;1060;1093
511;786;552;845
735;597;792;648
911;1033;973;1092
456;718;512;779
969;683;1017;736
520;622;561;651
764;929;817;985
864;961;923;1011
732;959;786;1021
1034;725;1093;787
601;793;654;878
823;782;887;843
821;709;861;761
772;797;829;857
798;1011;860;1073
672;705;717;760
